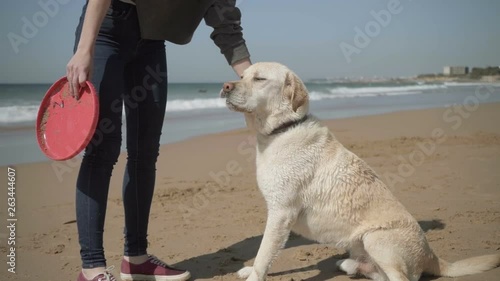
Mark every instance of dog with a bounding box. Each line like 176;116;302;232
220;62;500;281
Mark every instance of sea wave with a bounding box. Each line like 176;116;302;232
166;98;226;112
0;105;39;126
309;90;424;100
443;82;500;87
0;100;230;126
330;84;446;95
307;84;447;100
1;83;488;126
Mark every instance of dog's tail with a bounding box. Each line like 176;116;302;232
425;253;500;277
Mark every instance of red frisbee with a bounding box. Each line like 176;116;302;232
36;77;99;161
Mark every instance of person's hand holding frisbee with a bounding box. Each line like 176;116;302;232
66;49;93;99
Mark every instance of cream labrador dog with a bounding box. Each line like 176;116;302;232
220;62;500;281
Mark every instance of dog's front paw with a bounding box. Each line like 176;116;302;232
237;266;254;279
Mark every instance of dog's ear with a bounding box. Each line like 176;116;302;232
283;72;308;112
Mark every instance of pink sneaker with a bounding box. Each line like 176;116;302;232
120;255;191;281
77;266;117;281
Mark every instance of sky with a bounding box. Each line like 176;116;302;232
1;0;499;84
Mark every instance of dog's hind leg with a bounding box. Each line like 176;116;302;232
362;230;419;281
336;243;388;281
238;209;298;281
336;259;387;280
336;243;369;275
336;258;360;275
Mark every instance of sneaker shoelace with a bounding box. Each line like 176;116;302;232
97;266;116;281
148;255;171;269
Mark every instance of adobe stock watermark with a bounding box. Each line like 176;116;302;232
383;85;496;189
8;0;73;54
49;64;168;182
340;0;409;63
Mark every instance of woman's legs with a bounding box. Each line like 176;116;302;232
122;39;168;259
74;0;137;277
118;42;190;281
75;39;125;269
74;0;180;278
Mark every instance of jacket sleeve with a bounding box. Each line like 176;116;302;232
204;0;251;65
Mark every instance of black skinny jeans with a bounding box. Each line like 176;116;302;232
74;0;167;268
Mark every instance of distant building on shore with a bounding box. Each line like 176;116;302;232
443;66;469;76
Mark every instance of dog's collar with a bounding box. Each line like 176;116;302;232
268;115;309;136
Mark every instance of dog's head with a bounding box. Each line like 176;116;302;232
221;62;309;135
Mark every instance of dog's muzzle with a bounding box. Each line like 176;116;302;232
220;89;229;98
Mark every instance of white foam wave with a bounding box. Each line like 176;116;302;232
309;90;424;100
329;84;446;96
0;105;39;125
307;84;446;101
166;98;227;112
443;82;500;87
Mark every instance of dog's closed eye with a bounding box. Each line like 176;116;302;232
253;77;267;81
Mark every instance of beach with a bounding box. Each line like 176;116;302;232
1;101;499;280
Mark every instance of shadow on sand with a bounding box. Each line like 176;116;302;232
174;219;446;280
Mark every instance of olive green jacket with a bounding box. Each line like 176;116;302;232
135;0;250;64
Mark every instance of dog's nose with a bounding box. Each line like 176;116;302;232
223;82;234;92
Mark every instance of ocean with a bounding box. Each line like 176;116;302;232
1;81;500;166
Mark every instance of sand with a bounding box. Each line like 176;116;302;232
0;102;499;280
